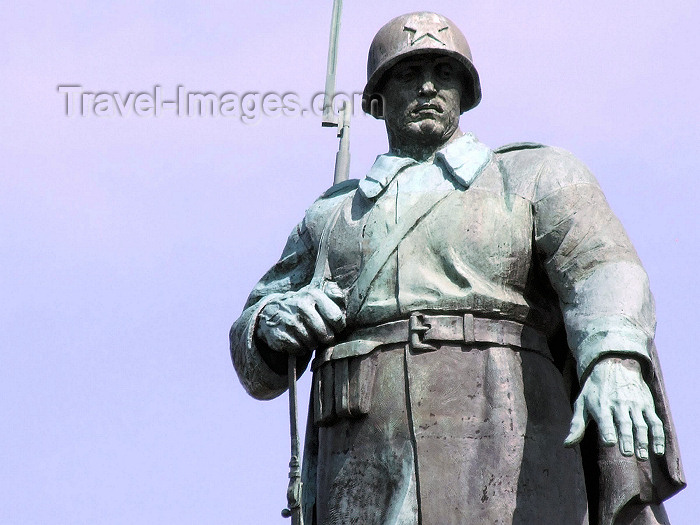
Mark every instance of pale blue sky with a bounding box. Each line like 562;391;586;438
1;1;699;523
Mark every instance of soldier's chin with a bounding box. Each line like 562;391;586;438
407;119;448;142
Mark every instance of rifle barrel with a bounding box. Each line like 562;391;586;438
333;103;351;184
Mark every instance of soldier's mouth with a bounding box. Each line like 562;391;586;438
414;103;442;114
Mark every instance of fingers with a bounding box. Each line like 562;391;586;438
564;396;587;447
258;301;314;354
258;319;304;354
630;409;649;460
308;288;346;333
612;404;666;460
573;358;666;461
645;409;666;456
257;283;348;354
296;298;336;346
294;284;348;346
285;311;317;348
613;409;634;457
269;330;304;353
323;281;347;304
616;407;666;460
596;406;618;448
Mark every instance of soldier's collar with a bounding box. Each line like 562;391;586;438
358;155;416;199
436;132;493;188
358;133;492;200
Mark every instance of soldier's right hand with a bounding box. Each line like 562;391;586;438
256;282;347;355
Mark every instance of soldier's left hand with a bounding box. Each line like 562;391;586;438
564;357;665;460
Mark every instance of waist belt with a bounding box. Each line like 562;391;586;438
313;312;551;370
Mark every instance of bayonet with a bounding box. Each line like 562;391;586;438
322;0;350;184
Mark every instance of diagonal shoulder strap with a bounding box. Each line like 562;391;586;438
310;194;352;288
346;188;455;318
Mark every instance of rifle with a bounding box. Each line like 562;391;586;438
280;356;303;524
322;0;351;185
282;1;349;523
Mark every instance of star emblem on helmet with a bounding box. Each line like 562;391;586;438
403;23;449;46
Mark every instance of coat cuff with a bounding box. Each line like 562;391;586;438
575;320;652;380
231;294;290;399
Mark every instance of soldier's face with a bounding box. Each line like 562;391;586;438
381;56;463;146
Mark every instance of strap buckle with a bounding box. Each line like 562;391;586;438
408;312;438;352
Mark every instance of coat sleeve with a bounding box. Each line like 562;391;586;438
229;219;316;400
531;147;656;380
229;180;358;400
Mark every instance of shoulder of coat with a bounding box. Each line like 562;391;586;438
493;142;547;155
318;178;360;199
495;143;598;201
301;179;359;243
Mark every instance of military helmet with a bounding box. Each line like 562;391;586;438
362;12;481;118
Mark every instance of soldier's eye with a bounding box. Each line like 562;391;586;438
394;66;418;82
436;65;453;81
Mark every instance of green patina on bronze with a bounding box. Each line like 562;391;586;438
230;11;685;525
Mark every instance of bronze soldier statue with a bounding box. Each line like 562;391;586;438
230;12;685;524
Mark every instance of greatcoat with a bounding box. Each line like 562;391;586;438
230;134;685;524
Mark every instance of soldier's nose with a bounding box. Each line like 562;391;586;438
418;80;437;97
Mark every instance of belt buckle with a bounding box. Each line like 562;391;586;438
408;312;438;352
